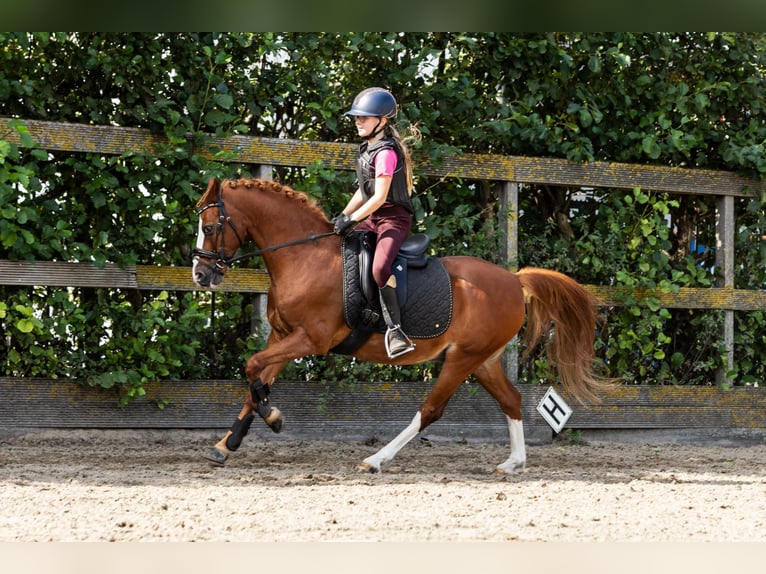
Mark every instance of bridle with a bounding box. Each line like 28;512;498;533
191;191;335;271
192;193;246;272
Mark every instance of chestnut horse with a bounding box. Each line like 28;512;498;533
192;177;606;474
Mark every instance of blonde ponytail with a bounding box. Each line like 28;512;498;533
386;123;421;194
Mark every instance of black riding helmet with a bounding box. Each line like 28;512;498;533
345;87;397;119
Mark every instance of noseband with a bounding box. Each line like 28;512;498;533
192;191;336;271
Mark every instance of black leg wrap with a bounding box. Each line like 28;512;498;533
255;401;273;420
225;413;255;452
249;378;283;433
249;378;273;419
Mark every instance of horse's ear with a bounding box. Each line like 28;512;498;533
197;178;221;207
206;177;221;197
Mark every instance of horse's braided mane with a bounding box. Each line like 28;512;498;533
200;178;327;221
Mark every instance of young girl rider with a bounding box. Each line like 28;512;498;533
331;87;418;359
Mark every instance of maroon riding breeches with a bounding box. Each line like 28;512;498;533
353;204;413;288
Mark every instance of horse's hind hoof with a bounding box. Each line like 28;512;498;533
357;461;380;474
494;459;526;475
203;447;229;466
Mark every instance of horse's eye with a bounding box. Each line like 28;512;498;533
203;224;214;235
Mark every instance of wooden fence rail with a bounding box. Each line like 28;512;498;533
3;118;763;196
2;378;765;444
2;260;765;311
2;118;765;440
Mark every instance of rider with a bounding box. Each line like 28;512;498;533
332;87;418;359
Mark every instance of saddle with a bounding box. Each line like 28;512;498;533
331;230;453;355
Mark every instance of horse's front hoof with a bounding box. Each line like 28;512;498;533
204;447;229;466
264;408;284;433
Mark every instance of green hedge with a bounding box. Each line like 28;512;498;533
2;33;765;403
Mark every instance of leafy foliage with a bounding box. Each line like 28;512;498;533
1;32;765;402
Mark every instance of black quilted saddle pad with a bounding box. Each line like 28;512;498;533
340;233;453;339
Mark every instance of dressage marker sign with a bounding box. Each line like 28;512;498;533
536;387;573;434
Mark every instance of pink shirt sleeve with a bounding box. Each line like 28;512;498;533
374;149;398;178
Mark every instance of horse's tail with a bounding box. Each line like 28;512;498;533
516;267;612;404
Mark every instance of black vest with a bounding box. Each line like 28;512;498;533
355;137;414;214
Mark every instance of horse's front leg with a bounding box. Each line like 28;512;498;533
205;402;257;465
204;361;285;466
205;327;324;466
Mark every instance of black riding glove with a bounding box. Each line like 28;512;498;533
332;213;355;235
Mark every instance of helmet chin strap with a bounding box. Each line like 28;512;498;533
363;117;384;140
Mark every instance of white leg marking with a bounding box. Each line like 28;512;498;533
361;411;422;473
495;417;526;474
192;217;204;281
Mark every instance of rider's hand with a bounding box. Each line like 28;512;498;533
332;213;355;235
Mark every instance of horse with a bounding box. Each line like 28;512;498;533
191;177;608;474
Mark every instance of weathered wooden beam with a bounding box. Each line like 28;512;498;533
3;117;762;197
135;265;270;293
562;385;766;429
2;378;764;436
716;195;737;385
208;132;356;171
0;260;138;288
4;261;765;311
511;157;763;198
0;260;270;293
585;285;766;312
0;377;551;443
2;118;167;156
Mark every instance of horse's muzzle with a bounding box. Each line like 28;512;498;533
192;260;225;287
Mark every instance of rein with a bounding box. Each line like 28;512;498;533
225;230;336;265
192;194;335;269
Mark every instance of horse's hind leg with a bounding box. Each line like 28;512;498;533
473;353;526;474
357;411;423;473
358;347;480;473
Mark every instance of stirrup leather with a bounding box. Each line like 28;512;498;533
384;325;415;359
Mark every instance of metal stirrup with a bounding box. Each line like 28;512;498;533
378;286;415;358
384;325;415;359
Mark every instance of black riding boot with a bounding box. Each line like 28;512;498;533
379;285;415;359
